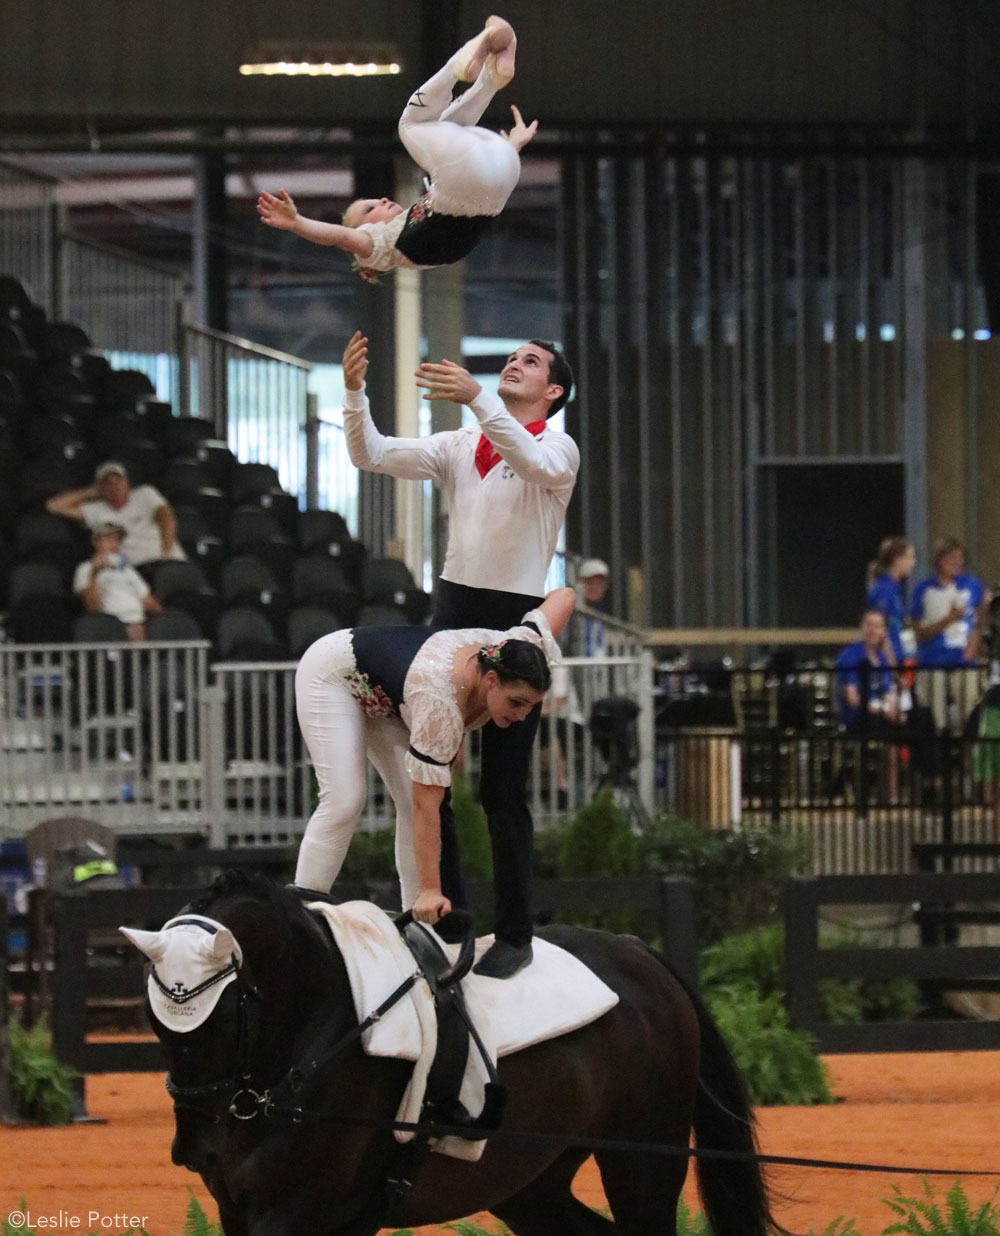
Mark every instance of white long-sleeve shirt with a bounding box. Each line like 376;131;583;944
343;384;579;596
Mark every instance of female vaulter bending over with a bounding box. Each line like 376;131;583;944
257;16;536;278
293;587;574;978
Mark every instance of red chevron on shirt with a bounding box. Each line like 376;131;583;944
474;421;547;478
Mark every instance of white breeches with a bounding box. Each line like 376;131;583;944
293;632;420;908
398;53;520;217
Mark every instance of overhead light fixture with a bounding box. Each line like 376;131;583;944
239;41;402;77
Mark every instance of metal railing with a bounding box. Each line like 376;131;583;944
0;642;656;846
179;323;313;499
0;640;211;836
653;661;1000;873
6;635;1000;878
59;231;185;367
0;160;55;309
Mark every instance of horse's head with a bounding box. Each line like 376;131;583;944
121;870;343;1172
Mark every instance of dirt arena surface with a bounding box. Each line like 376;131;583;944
3;1050;999;1236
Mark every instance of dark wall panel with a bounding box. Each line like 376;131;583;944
0;0;989;132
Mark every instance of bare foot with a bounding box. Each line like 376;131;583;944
454;28;491;83
486;28;517;88
484;16;515;53
454;16;514;83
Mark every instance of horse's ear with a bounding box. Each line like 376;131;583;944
201;927;238;965
119;925;167;963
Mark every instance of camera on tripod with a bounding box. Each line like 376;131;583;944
588;696;651;831
589;697;640;783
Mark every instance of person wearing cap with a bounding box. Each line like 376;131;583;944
340;332;577;978
47;460;185;574
576;558;610;657
73;521;163;640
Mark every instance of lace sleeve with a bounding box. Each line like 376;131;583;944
356;216;414;273
404;688;466;787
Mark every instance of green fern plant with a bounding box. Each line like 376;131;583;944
182;1193;225;1236
1;1202;32;1236
881;1178;1000;1236
676;1196;712;1235
705;986;833;1106
443;1221;513;1236
9;1015;78;1125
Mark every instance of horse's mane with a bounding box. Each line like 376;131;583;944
185;868;306;922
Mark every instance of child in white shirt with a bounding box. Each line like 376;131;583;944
73;522;162;641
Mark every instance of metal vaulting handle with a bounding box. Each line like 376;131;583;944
435;909;476;988
394;908;477;988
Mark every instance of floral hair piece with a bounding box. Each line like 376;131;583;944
480;641;506;664
351;258;382;284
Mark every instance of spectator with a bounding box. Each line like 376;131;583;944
834;610;898;733
911;537;989;667
865;536;916;664
576;557;610;658
73;521;162;641
47;460;185;580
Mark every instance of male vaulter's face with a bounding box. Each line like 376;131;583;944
498;344;557;408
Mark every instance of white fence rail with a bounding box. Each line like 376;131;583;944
1;643;655;847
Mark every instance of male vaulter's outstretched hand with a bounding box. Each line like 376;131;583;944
415;359;483;406
343;332;369;391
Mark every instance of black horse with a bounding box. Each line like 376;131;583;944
132;871;782;1236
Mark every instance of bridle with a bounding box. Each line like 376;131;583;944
160;909;460;1125
160;957;264;1119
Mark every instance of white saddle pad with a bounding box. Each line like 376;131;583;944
308;901;618;1161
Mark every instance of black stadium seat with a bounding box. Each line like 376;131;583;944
32;363;95;411
287;605;341;658
298;509;352;552
160;457;219;504
361;557;431;623
37;321;92;364
14;510;88;583
10;560;71;605
19;409;84;458
7;593;75;643
130;398;173;444
244;487;299;539
220;554;290;631
188;438;236;491
231;461;282;504
152;559;212;602
146;608;205;642
290;556;360;625
0;276;32;319
164;416;217;458
73;612;129;643
19;448;95;509
100;368;156;411
216;605;286;661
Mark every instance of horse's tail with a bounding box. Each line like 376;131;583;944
689;987;787;1236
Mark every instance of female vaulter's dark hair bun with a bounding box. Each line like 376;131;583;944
477;638;551;692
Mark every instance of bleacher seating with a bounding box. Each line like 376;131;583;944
0;272;420;659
